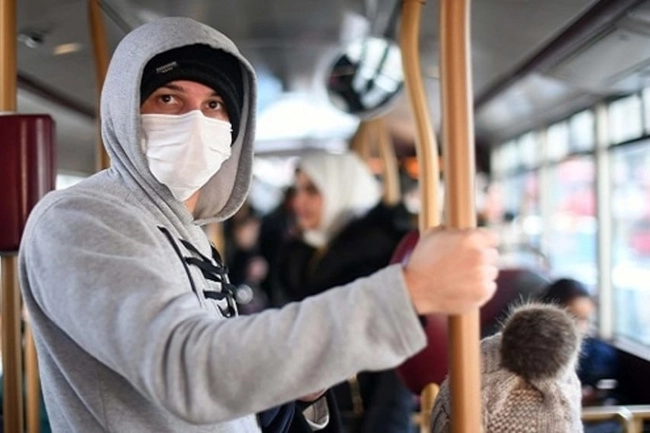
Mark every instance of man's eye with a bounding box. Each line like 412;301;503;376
159;94;174;104
208;100;223;110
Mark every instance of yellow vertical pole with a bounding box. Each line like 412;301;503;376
400;0;441;233
0;0;25;432
440;0;482;432
89;0;111;170
25;323;41;433
0;0;16;111
2;257;23;433
351;118;401;204
373;118;401;206
419;383;440;433
350;121;373;161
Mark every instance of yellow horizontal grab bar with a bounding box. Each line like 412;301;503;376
582;406;634;433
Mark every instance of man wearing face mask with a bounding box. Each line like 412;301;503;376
139;44;242;207
18;17;500;433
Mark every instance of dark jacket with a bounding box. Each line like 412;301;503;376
277;202;416;433
278;203;412;302
258;390;342;433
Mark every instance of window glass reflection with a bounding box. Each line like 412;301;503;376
495;172;542;268
546;156;597;288
611;141;650;346
518;132;538;169
547;121;569;162
608;95;642;145
569;110;595;153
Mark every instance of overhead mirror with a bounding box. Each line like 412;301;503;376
326;37;404;119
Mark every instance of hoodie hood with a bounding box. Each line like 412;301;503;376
297;151;381;247
101;17;256;224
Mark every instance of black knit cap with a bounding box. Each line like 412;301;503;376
140;44;244;141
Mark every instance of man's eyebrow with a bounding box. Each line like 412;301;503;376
159;83;184;92
156;83;224;100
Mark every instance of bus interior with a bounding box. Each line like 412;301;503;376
5;0;650;431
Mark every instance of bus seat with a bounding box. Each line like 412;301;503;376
390;230;549;394
479;267;548;337
398;313;449;395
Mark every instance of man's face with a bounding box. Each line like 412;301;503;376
140;80;230;122
293;171;323;231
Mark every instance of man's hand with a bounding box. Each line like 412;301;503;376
402;227;499;315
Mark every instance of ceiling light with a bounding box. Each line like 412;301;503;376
53;43;82;56
256;92;359;141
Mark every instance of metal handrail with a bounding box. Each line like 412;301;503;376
627;405;650;433
582;406;635;433
439;0;482;431
400;0;481;430
583;405;650;433
0;1;25;432
400;0;440;232
373;118;401;206
419;383;440;433
88;0;111;170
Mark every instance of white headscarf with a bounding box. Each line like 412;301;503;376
297;151;381;247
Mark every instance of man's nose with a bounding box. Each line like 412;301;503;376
180;98;204;114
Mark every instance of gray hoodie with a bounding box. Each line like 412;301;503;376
18;17;426;433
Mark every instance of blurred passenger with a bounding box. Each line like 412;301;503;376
223;203;269;314
539;278;621;433
258;186;298;306
539;278;619;407
276;150;417;433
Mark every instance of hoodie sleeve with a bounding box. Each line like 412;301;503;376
21;193;426;424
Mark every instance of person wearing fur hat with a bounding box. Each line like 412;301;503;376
430;303;584;433
18;17;500;433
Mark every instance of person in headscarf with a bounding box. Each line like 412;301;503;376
276;150;418;433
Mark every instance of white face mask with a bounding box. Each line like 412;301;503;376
141;110;232;202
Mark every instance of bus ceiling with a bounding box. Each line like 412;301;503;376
13;0;650;175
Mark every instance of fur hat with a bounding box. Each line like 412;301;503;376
140;44;243;140
430;303;584;433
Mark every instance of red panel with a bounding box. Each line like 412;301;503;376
0;115;56;253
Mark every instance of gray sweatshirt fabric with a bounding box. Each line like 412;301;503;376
18;17;427;433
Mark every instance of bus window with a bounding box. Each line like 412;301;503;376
569;109;595;153
611;140;650;347
608;94;643;145
546;156;597;289
546;121;570;163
